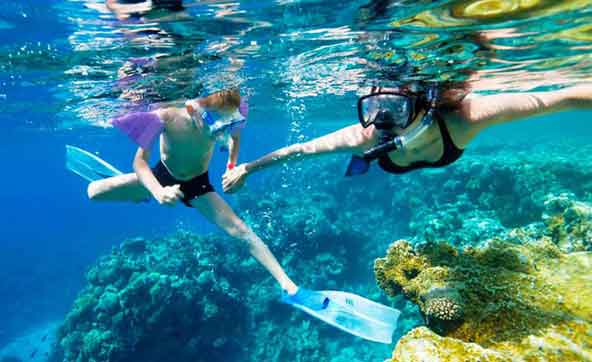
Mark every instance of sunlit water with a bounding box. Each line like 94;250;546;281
1;0;591;360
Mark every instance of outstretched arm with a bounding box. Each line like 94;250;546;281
222;124;374;192
246;124;372;173
106;0;152;20
459;84;592;137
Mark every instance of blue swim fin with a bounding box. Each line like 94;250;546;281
345;155;371;176
282;289;400;344
65;145;123;182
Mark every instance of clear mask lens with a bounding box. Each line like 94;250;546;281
360;94;411;128
208;109;246;135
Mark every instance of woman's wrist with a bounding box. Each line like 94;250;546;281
150;185;164;199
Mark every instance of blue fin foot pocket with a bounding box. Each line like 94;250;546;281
281;288;330;311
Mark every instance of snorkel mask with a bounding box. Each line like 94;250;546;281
186;98;248;137
357;88;417;130
346;84;439;176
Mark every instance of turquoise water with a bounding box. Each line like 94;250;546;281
0;1;591;361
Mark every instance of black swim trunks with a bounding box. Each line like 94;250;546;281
152;161;214;207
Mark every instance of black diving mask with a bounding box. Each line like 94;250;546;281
357;91;416;130
346;85;439;176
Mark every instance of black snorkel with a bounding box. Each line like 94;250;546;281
345;84;439;176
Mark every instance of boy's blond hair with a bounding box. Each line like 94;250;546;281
202;88;240;110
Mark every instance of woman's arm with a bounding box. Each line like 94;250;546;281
106;0;152;20
222;124;374;192
246;124;373;173
459;85;592;135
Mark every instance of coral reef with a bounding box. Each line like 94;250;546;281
402;143;592;247
376;202;592;361
51;233;250;362
543;193;592;252
51;141;592;362
51;229;393;362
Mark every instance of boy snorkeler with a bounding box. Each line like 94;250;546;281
76;89;298;295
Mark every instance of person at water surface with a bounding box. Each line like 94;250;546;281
85;89;299;295
222;83;592;191
105;0;185;19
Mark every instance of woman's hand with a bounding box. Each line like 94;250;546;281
222;164;248;193
155;185;184;206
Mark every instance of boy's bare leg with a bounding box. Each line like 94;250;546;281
190;192;298;294
87;173;151;202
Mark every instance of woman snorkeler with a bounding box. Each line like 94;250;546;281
222;82;592;191
223;27;592;189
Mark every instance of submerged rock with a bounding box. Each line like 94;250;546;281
376;210;592;361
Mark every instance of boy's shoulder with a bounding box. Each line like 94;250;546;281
154;107;186;123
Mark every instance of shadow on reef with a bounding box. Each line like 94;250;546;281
376;194;592;361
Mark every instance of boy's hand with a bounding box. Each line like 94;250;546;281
222;164;248;193
155;185;184;206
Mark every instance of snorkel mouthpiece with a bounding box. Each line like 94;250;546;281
186;97;248;153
